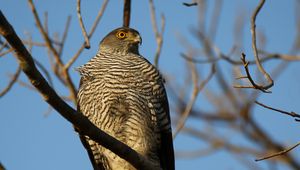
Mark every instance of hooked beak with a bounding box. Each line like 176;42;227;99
127;32;142;45
132;34;142;45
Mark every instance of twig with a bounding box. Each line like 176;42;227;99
58;16;71;56
183;2;198;7
255;141;300;161
233;53;271;93
255;100;300;121
123;0;131;27
28;0;63;67
0;48;13;56
180;52;219;64
22;40;47;47
149;0;165;67
173;64;216;138
0;11;156;170
208;0;222;41
34;58;53;86
65;0;108;69
182;50;300;65
0;66;21;97
0;39;9;51
76;0;90;49
250;0;274;90
16;79;36;91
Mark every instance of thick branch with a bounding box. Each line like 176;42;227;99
123;0;131;27
0;11;155;170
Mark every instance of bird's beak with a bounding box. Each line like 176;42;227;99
133;34;142;45
128;32;142;45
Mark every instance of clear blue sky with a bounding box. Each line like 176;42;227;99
1;0;299;170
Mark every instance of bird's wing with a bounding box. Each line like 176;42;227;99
157;82;175;170
77;77;106;170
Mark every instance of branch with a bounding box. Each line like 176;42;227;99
255;141;300;161
28;0;77;102
149;0;165;68
27;0;63;67
0;66;21;97
64;0;108;69
123;0;131;27
250;0;274;90
0;162;5;170
173;64;215;138
58;16;71;56
76;0;90;49
255;100;300;121
0;10;155;170
233;53;271;93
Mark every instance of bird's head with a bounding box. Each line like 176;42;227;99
99;27;142;55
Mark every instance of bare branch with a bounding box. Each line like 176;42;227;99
181;50;300;65
76;0;90;49
34;58;53;86
0;11;156;170
0;48;13;57
0;39;9;51
255;141;300;161
250;0;274;90
233;53;271;93
27;0;63;67
0;66;21;97
123;0;131;27
149;0;165;67
255;100;300;121
58;16;71;56
65;0;108;69
173;64;215;137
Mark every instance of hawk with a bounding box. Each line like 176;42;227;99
77;27;174;170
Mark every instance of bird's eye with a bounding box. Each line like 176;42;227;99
116;31;127;39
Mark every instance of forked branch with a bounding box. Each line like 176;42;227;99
249;0;273;91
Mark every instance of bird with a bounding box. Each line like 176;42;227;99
76;27;174;170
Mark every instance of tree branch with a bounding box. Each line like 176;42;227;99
0;66;21;97
123;0;131;27
173;64;215;138
64;0;108;69
233;53;271;93
149;0;165;68
255;100;300;121
250;0;274;90
255;141;300;161
0;10;155;170
76;0;90;49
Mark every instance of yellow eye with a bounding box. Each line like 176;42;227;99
116;31;127;39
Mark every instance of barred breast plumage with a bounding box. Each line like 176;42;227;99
77;27;174;170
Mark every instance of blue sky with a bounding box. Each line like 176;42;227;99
1;0;299;170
